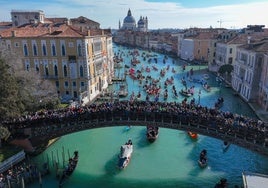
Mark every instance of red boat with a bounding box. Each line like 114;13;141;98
188;132;198;139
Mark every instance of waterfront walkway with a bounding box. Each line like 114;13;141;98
3;100;268;156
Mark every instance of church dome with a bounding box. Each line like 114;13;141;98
123;9;136;24
138;17;145;25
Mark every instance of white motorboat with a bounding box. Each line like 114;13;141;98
118;139;133;169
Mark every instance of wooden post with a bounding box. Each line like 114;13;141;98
39;172;42;187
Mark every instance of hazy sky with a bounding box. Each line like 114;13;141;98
0;0;267;29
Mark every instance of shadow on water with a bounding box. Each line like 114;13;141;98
135;127;151;149
103;153;121;176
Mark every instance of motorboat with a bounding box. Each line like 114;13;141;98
188;131;198;139
59;151;79;187
118;139;133;169
203;74;209;80
179;89;192;97
203;84;211;92
146;126;159;142
118;84;128;97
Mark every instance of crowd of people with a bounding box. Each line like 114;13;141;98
0;162;49;188
2;100;267;146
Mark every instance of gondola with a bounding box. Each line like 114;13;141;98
198;149;207;168
146;125;159;142
59;151;79;187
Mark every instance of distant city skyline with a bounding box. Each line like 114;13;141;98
0;0;267;29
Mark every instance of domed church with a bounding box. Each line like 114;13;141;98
119;9;148;32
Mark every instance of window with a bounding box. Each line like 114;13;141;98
55;81;59;88
229;48;232;54
35;64;39;72
33;44;37;56
81;82;85;87
42;44;47;56
64;81;69;87
45;65;49;76
52;44;56;56
54;65;58;76
74;91;78;98
78;44;82;56
80;65;84;77
61;44;66;56
63;65;68;77
228;57;233;64
73;81;76;87
23;44;28;56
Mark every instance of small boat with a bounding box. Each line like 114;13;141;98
203;84;211;92
198;149;207;168
118;139;133;169
203;74;209;80
214;178;228;188
146;125;159;142
188;132;198;139
222;141;231;152
59;151;79;187
124;125;132;131
118;84;128;97
179;89;192;97
214;97;224;110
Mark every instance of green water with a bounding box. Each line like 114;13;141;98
30;127;268;188
28;44;268;188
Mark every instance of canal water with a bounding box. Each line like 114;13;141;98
29;44;268;188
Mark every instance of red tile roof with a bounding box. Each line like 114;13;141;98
0;23;87;38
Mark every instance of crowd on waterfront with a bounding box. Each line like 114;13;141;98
0;161;48;188
3;100;267;143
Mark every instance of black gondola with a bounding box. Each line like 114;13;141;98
59;151;79;187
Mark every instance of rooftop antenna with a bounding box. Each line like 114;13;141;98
217;20;223;28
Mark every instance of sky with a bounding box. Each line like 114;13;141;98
0;0;267;29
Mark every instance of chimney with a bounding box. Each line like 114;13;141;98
11;30;16;37
247;36;251;44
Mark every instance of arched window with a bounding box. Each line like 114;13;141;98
43;44;47;56
35;64;39;72
45;65;49;76
24;44;28;56
52;44;56;56
80;65;84;77
78;44;82;56
54;65;58;76
62;44;66;56
33;44;37;56
64;65;68;77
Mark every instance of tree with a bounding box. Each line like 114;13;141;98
0;48;59;121
218;64;233;75
218;64;233;82
0;58;24;121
